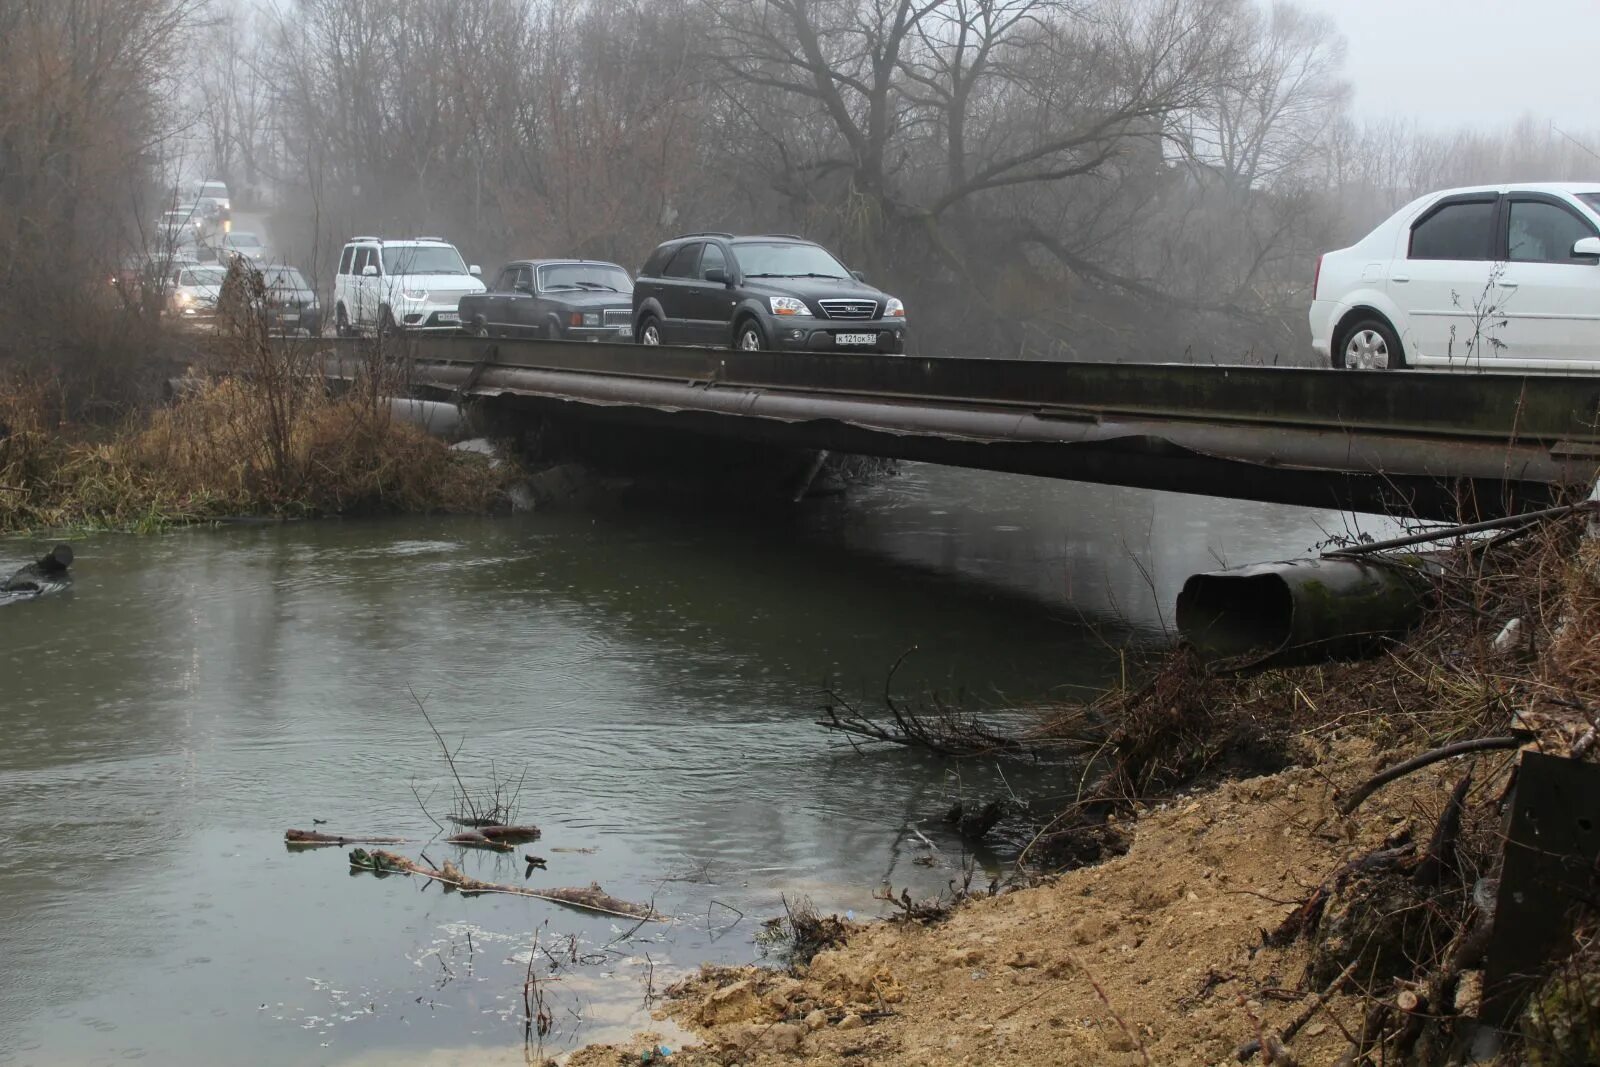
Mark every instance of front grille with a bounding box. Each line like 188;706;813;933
818;298;879;320
429;289;473;305
602;308;630;327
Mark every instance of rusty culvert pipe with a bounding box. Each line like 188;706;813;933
1176;558;1434;664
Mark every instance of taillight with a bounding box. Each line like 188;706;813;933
1312;254;1323;299
569;312;583;326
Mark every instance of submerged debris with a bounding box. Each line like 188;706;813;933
1;543;73;601
347;848;657;920
284;828;407;847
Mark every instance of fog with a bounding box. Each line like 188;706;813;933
1297;0;1597;130
1;0;1595;383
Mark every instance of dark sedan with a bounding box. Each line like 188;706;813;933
216;263;321;336
458;259;633;341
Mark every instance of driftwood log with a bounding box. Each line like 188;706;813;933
285;828;408;847
348;848;657;920
446;824;541;851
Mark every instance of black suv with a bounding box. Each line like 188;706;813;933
632;233;906;353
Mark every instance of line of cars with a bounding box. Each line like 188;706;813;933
113;178;323;334
333;231;909;354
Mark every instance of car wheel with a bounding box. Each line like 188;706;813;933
469;317;488;338
637;317;661;345
735;319;767;351
1336;317;1404;370
335;304;352;338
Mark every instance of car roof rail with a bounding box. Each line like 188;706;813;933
411;236;446;242
755;233;808;240
672;231;734;240
348;236;381;244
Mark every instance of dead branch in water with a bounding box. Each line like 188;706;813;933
348;848;659;920
817;649;1029;758
410;688;528;827
284;828;407;847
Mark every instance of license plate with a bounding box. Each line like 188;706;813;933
282;313;300;322
835;332;877;345
437;312;458;323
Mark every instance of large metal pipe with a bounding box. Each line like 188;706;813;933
386;397;462;438
1176;557;1434;664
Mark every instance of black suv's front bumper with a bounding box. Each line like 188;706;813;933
768;317;907;354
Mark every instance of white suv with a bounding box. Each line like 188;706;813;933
333;236;485;337
1310;183;1600;371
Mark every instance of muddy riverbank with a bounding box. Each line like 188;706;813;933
572;516;1600;1066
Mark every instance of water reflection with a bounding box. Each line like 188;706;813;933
0;464;1389;1064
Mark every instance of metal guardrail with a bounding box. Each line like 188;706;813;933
311;335;1600;519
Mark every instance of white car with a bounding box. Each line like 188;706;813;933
221;230;268;262
1310;182;1600;371
193;179;230;213
333;236;484;336
165;262;228;326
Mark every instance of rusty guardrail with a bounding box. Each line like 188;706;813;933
304;334;1600;520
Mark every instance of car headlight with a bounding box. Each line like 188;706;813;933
401;287;428;300
886;297;905;318
175;291;192;306
769;296;809;316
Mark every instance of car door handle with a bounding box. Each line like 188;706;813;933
1391;274;1409;283
1498;280;1519;287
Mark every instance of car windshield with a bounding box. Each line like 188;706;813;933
228;232;262;248
180;267;228;286
538;263;631;293
199;183;227;197
263;266;309;290
1580;193;1600;215
382;245;468;275
732;242;849;279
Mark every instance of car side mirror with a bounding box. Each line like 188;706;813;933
851;269;867;283
469;264;482;276
1573;236;1600;260
362;264;378;277
704;267;728;285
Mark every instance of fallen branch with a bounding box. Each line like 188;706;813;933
478;824;542;843
448;831;515;852
1336;734;1530;815
1412;773;1471;887
284;828;407;847
348;849;658;920
1237;959;1359;1062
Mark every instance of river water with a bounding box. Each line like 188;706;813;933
0;464;1387;1065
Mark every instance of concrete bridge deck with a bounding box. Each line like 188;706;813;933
315;336;1600;521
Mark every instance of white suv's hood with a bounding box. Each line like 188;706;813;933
385;273;485;294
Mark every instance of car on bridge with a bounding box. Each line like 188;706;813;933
164;262;228;328
458;259;633;341
334;236;485;337
220;230;269;263
1312;182;1600;371
632;233;906;353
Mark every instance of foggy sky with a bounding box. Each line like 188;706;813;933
1298;0;1597;136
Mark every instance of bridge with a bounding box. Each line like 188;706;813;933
315;336;1600;521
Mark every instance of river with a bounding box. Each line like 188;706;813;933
0;464;1390;1065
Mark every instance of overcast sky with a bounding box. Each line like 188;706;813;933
1296;0;1597;134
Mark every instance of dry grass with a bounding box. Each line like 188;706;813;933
1;365;516;533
